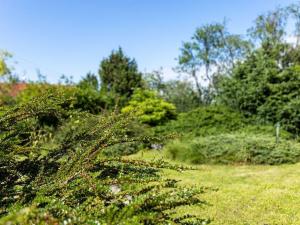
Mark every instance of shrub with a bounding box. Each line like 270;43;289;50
102;121;152;157
166;132;300;165
0;91;208;224
155;105;246;137
122;88;176;126
16;83;107;114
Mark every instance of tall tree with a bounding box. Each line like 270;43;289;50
288;3;300;46
99;48;142;106
219;33;252;72
178;41;203;101
248;7;288;46
162;79;200;113
191;23;224;83
143;68;165;94
178;22;249;103
217;42;300;134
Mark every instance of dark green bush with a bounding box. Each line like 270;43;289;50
155;105;246;137
166;132;300;165
216;44;300;135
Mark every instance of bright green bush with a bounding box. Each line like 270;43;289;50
121;88;176;126
166;132;300;165
155;105;246;137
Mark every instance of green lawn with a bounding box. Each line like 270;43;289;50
129;150;300;225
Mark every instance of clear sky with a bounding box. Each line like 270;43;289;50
0;0;297;83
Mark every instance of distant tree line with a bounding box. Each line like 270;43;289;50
2;3;300;133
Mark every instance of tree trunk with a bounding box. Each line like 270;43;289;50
191;69;202;103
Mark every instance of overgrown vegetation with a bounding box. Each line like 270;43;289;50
2;2;300;224
0;92;209;224
166;132;300;165
155;105;246;137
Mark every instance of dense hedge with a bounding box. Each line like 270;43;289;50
155;105;246;137
166;132;300;165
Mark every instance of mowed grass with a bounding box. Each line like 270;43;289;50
128;150;300;225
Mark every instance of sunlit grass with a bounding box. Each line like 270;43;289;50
128;150;300;224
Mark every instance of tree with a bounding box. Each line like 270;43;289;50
217;42;300;134
0;58;9;77
178;22;250;103
287;3;300;46
162;80;200;113
143;69;200;112
178;23;225;100
178;41;203;101
78;72;99;90
143;68;166;94
0;51;19;106
98;48;143;106
219;33;252;73
0;50;12;77
248;7;288;47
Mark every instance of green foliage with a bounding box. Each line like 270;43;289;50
166;132;300;165
99;48;143;106
158;105;296;166
122;89;176;126
0;92;208;224
217;44;300;134
162;80;201;113
78;72;99;90
0;84;16;106
0;50;12;76
16;83;107;114
15;83;74;103
143;70;200;113
102;121;151;157
155;105;245;137
0;58;9;76
178;22;250;103
73;86;106;114
143;69;165;93
248;7;287;46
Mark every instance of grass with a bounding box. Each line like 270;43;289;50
128;150;300;224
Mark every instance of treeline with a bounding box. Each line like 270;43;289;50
2;4;300;134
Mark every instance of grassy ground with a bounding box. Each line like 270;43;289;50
128;150;300;225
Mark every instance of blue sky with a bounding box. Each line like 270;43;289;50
0;0;297;83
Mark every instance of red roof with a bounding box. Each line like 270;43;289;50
0;82;28;97
10;83;27;97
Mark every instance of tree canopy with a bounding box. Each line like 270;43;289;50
98;48;143;106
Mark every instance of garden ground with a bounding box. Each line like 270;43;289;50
129;150;300;225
